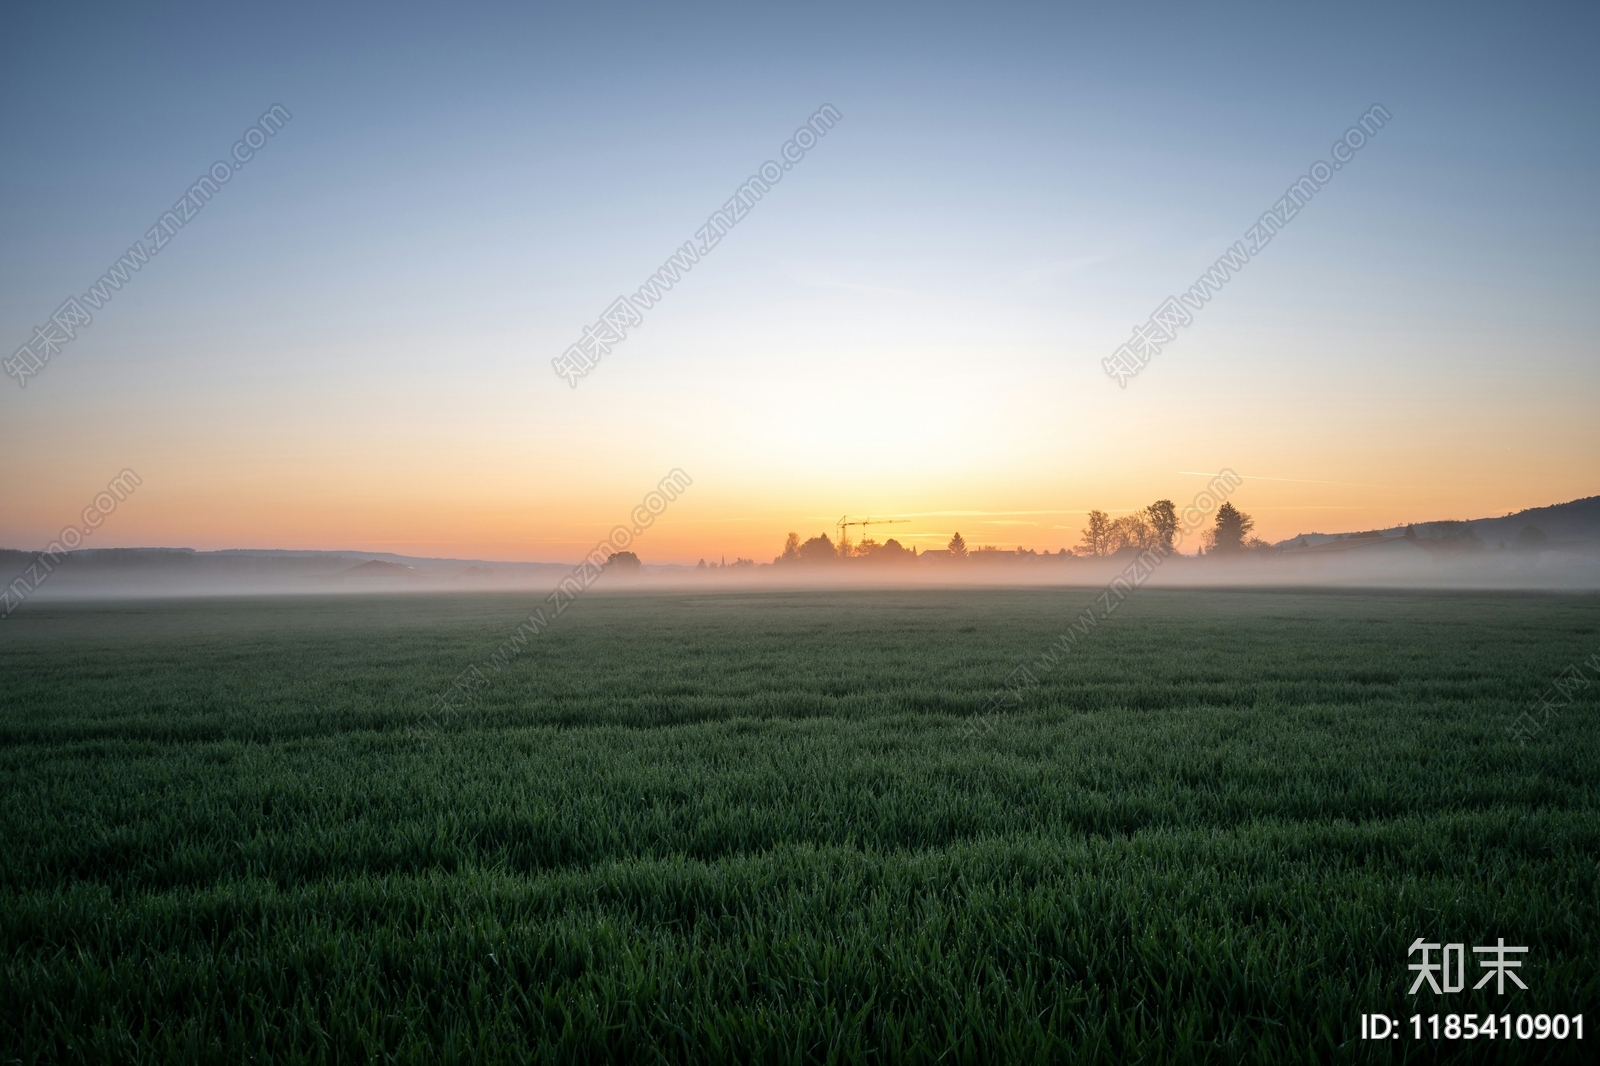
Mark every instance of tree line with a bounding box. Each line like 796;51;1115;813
769;500;1265;564
1077;499;1266;556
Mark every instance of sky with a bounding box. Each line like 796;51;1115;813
3;0;1597;563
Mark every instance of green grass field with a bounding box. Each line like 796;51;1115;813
2;587;1597;1063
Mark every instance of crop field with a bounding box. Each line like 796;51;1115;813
1;587;1597;1063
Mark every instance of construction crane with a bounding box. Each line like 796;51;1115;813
836;515;909;553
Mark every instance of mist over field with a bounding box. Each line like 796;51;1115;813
7;493;1600;606
5;546;1600;604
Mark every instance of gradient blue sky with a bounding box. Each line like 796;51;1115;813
3;1;1596;560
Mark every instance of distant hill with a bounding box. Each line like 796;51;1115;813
0;547;586;601
334;559;419;579
1278;495;1600;549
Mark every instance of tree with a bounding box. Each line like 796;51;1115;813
852;537;916;563
948;532;967;557
1209;503;1254;554
1106;514;1154;554
605;550;641;573
777;532;801;564
1145;499;1178;553
1079;510;1110;556
1422;521;1484;552
796;534;837;563
1513;525;1549;553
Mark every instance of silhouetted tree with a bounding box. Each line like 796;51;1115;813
1427;521;1484;551
605;550;642;573
948;532;967;557
1145;500;1178;553
778;532;801;564
1208;503;1254;554
1079;510;1110;556
853;538;916;563
796;534;837;563
1106;514;1154;554
1513;525;1549;553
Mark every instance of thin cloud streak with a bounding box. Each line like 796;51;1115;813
1177;471;1386;489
